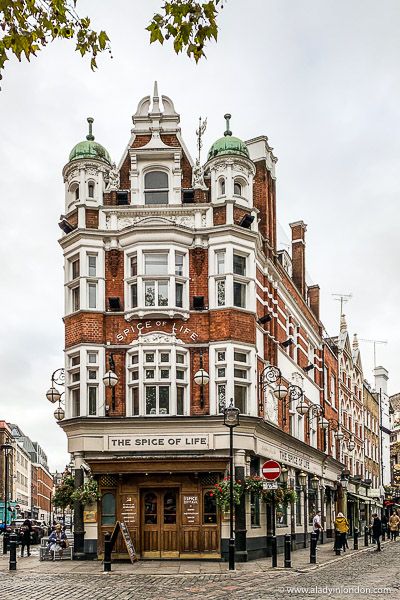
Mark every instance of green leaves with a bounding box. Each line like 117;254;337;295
0;0;111;87
147;0;224;62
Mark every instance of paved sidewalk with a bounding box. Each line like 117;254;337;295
0;536;385;576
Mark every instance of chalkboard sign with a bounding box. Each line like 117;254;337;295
120;521;137;563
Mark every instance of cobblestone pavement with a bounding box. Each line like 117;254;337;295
1;540;398;599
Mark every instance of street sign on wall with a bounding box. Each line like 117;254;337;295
261;460;281;481
262;481;278;490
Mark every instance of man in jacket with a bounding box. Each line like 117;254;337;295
312;510;323;545
20;518;32;557
372;513;382;551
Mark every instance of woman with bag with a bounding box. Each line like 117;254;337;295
334;512;349;552
48;523;67;560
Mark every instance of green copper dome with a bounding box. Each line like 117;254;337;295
208;114;249;160
69;117;111;165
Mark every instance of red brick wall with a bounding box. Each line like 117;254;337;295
105;250;125;311
213;206;226;225
65;312;104;348
189;249;208;305
86;209;99;229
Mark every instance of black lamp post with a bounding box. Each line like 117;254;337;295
224;399;240;570
193;349;210;409
1;443;13;554
103;353;118;412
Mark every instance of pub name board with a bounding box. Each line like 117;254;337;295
107;434;209;451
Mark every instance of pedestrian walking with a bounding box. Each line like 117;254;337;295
20;518;32;557
312;510;323;544
388;512;399;541
48;523;68;561
334;512;349;552
372;513;382;551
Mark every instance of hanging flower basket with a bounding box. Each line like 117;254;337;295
284;488;297;504
213;477;243;512
243;476;264;495
262;487;297;505
71;478;100;505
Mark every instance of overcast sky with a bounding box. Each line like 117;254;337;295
0;0;399;471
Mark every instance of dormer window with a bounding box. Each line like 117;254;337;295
144;171;169;205
88;182;95;198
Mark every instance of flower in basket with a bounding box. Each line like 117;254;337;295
262;486;285;504
283;488;297;504
71;478;100;506
243;476;264;495
213;477;243;512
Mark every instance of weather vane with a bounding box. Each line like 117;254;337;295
196;116;207;164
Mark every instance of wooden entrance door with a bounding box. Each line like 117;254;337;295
141;489;179;558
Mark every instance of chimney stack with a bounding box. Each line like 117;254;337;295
308;285;320;320
289;221;307;298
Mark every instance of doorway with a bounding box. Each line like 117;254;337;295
141;489;179;558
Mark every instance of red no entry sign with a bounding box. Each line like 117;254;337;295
262;460;281;481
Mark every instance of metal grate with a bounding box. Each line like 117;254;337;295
99;475;118;487
199;473;219;486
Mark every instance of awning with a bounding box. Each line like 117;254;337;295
347;492;372;502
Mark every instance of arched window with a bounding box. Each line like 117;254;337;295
234;181;242;196
101;493;115;525
219;178;225;196
88;182;95;198
144;171;169;205
75;187;79;200
203;490;217;524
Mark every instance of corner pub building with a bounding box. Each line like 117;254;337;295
58;84;344;561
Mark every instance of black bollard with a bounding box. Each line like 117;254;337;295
353;527;359;550
284;533;291;568
364;526;369;547
9;533;17;571
334;530;341;555
382;527;386;542
103;532;112;572
271;535;277;568
310;532;317;564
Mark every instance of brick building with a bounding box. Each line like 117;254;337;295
0;421;15;527
58;85;345;560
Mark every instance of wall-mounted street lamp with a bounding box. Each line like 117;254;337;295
340;470;350;490
103;353;118;412
223;399;240;571
259;364;303;422
193;349;209;409
45;368;65;421
280;465;289;486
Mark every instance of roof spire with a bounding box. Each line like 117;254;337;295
224;113;232;137
86;117;95;141
151;80;160;113
353;333;359;350
340;313;347;333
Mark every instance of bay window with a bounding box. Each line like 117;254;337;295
211;248;251;310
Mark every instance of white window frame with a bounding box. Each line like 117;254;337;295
65;347;105;418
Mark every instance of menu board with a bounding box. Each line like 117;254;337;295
121;494;137;526
182;494;200;525
120;521;137;563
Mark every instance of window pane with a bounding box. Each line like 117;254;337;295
88;283;97;309
159;386;170;414
216;252;225;274
234;351;247;363
71;355;80;366
219;179;225;196
217;368;225;378
144;253;168;275
158;281;168;306
176;283;183;308
72;389;80;417
144;492;158;524
160;369;169;379
88;255;96;276
176;369;185;380
234;385;246;413
160;353;169;363
88;369;97;380
72;287;80;311
145;171;168;189
164;491;176;524
145;353;155;363
204;491;217;524
145;369;155;379
88;353;97;364
130;255;137;277
234;368;247;379
251;492;260;526
234;182;242;196
88;386;97;415
175;253;184;276
217;279;225;306
217;384;226;413
233;254;246;276
132;387;139;415
177;387;184;415
145;281;155;306
176;353;185;364
144;190;168;204
217;351;225;362
72;372;80;382
233;281;246;308
131;284;137;308
88;183;94;198
131;354;139;364
72;258;80;280
131;370;138;381
101;493;115;525
146;387;156;415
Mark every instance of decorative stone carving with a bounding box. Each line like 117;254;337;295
105;163;120;191
137;333;183;345
193;159;207;190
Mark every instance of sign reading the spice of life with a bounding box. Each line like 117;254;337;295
120;521;137;564
262;460;281;481
107;434;209;451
